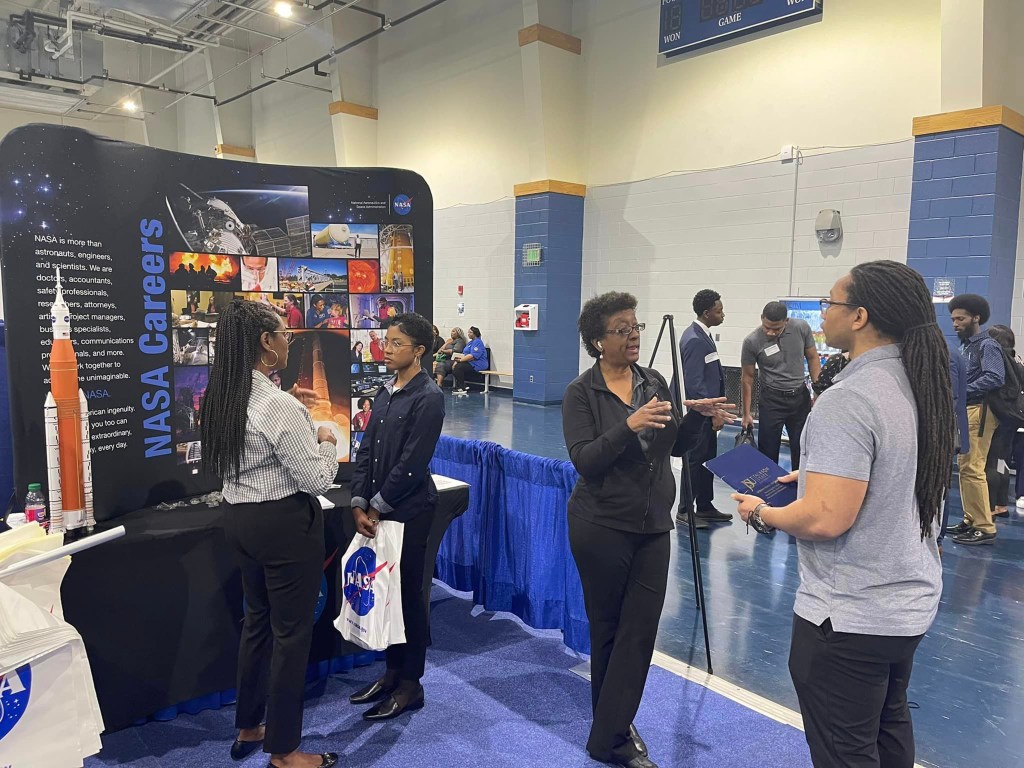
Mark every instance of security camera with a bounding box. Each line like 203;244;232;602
815;209;842;243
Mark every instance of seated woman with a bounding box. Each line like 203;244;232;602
452;326;489;394
433;327;467;387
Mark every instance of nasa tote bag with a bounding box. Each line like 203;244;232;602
334;520;406;651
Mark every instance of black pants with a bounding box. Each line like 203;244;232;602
681;417;717;511
789;615;924;768
223;494;324;755
757;385;811;470
453;361;476;389
985;422;1014;509
386;503;436;683
568;515;670;763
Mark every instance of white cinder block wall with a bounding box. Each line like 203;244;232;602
432;199;515;387
581;141;915;374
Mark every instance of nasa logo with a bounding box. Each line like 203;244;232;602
343;546;387;617
86;390;110;399
0;665;32;743
393;195;412;216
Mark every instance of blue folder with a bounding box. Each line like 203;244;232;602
703;444;798;507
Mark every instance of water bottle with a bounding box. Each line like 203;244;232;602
24;483;49;533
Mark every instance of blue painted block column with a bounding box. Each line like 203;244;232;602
513;185;585;404
906;112;1024;345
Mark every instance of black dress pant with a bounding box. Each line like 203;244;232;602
223;494;324;755
681;417;717;511
789;615;924;768
568;515;670;763
453;361;475;389
757;385;811;470
386;503;436;683
985;422;1014;509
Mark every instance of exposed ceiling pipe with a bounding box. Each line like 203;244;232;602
216;0;449;107
197;14;284;41
156;0;368;113
308;0;386;20
44;8;214;59
260;67;332;93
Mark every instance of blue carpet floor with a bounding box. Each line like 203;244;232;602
85;586;812;767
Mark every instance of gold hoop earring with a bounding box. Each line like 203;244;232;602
261;350;279;368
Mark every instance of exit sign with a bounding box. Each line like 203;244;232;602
659;0;823;57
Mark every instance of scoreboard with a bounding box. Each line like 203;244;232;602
659;0;823;56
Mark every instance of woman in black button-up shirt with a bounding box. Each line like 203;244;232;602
349;312;445;721
563;292;732;768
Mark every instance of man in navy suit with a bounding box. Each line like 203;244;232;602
678;289;732;525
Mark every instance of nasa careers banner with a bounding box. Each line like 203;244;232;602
0;125;432;521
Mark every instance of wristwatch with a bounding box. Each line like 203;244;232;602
748;503;776;535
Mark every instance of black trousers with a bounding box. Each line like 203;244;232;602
223;494;324;755
681;417;718;511
453;361;475;389
757;385;811;470
985;422;1014;509
568;515;670;763
789;615;924;768
386;503;436;683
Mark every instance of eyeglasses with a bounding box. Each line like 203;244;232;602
819;300;859;314
271;330;295;345
604;323;646;337
383;338;416;350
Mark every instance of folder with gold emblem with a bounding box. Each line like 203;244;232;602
704;444;798;507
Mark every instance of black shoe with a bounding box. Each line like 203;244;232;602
675;511;709;529
612;756;658;768
268;755;337;768
953;529;996;545
695;506;733;522
945;520;973;535
230;738;262;761
349;678;396;705
629;724;648;757
363;686;425;721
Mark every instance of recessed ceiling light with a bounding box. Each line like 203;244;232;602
122;99;139;112
274;2;294;18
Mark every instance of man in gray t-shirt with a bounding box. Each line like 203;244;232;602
740;301;820;469
731;263;951;768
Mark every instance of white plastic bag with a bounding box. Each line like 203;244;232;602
334;520;405;651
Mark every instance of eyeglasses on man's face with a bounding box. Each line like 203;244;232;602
605;323;646;337
819;300;858;314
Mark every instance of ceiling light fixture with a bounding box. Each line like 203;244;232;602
122;99;139;112
274;2;294;18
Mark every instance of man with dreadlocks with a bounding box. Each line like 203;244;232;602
200;299;339;768
731;261;954;768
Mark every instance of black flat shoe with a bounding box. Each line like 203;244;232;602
629;724;648;757
230;738;262;760
612;755;658;768
349;678;397;705
675;511;709;529
268;754;337;768
695;506;733;522
363;687;425;721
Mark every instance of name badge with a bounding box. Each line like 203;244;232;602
704;352;720;364
763;344;781;357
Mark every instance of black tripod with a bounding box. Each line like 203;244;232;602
648;314;713;674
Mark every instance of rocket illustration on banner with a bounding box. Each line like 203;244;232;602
43;267;95;535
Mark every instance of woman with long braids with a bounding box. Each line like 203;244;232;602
200;299;339;768
732;261;954;768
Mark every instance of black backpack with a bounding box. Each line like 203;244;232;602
986;346;1024;429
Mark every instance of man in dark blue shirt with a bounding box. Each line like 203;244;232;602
948;294;1005;545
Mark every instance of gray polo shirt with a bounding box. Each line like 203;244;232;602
794;344;942;636
741;317;815;389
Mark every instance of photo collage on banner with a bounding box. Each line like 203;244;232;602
165;195;415;466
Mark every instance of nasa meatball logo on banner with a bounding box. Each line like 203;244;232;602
393;194;412;215
0;665;32;743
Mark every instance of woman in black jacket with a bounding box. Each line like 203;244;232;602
563;292;733;768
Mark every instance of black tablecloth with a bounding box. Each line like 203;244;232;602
61;484;469;731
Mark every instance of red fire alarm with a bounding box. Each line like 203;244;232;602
457;285;464;296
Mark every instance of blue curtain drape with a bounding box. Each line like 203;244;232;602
431;436;590;654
